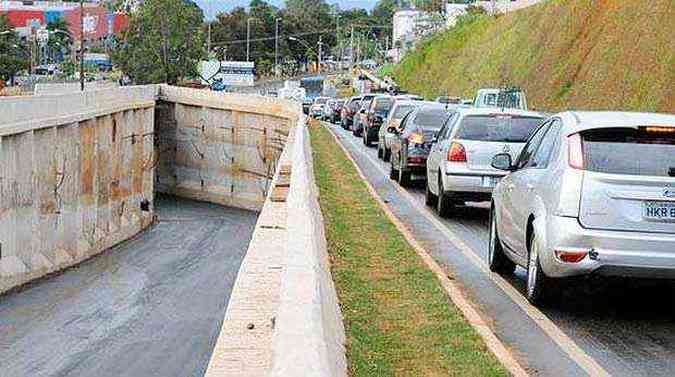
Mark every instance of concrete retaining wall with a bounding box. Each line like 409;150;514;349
155;86;296;211
0;87;157;294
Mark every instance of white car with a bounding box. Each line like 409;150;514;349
489;111;675;305
425;108;545;217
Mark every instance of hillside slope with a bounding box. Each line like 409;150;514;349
393;0;674;113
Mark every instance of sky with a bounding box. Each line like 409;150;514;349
194;0;379;20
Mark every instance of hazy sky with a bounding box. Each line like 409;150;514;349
194;0;379;19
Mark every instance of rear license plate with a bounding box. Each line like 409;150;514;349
643;201;675;222
481;176;499;188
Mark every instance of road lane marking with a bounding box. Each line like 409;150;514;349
326;124;610;377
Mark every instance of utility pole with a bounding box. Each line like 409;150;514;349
246;18;253;62
275;18;280;78
317;35;323;75
349;25;354;71
79;0;84;91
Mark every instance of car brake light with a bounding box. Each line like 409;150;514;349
555;249;588;263
568;133;584;169
447;142;467;162
409;133;424;145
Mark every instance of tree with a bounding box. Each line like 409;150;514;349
46;18;72;63
112;0;205;84
0;14;25;83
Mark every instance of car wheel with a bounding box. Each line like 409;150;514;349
425;180;437;206
488;207;516;274
398;167;411;187
526;232;554;305
437;176;454;218
383;148;391;162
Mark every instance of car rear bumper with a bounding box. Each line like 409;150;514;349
542;215;675;278
442;169;506;195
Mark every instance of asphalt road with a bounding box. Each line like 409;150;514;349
327;122;675;377
0;195;258;377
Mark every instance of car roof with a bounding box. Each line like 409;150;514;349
559;111;675;136
455;107;544;118
392;99;418;107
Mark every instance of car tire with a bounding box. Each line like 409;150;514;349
437;176;454;218
425;180;437;207
526;231;554;306
488;207;516;274
383;148;391;162
398;167;411;187
389;160;398;180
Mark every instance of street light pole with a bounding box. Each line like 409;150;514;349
275;18;280;78
79;0;84;91
317;35;323;75
246;18;254;62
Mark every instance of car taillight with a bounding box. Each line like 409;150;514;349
555;249;588;263
447;142;467;162
408;133;424;145
568;133;584;169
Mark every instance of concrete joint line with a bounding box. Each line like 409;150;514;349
323;123;528;377
327;124;611;377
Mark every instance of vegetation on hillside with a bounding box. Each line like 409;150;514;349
393;0;675;113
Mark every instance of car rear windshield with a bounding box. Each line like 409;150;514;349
415;108;450;130
582;127;675;177
374;98;393;113
348;99;362;111
456;115;543;142
392;105;415;119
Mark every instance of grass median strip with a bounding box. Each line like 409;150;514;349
309;122;507;376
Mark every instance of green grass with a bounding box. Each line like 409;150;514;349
309;122;507;377
393;0;675;113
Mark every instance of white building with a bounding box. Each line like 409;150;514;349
393;9;438;48
446;0;545;26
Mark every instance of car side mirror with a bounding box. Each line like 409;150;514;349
387;126;398;134
491;153;515;171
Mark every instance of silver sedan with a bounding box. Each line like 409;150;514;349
489;111;675;305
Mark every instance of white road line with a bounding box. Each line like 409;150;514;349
328;125;610;377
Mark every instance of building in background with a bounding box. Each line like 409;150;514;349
0;1;129;39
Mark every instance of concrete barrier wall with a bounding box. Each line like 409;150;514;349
205;117;347;377
155;86;296;211
0;87;157;294
270;121;347;377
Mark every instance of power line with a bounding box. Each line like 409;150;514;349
210;24;392;46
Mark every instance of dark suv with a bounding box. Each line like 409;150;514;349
362;96;394;147
388;102;454;186
341;96;362;130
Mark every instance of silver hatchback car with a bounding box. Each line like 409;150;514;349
426;108;545;217
489;111;675;305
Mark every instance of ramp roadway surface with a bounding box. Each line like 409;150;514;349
0;195;258;377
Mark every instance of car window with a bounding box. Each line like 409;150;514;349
582;126;675;177
413;107;450;130
392;104;415;119
400;110;415;130
456;115;543;142
441;113;460;139
530;119;562;169
516;121;551;169
374;98;393;114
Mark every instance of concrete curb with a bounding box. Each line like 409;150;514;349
323;123;530;377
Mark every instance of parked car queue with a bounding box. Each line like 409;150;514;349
316;91;675;307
